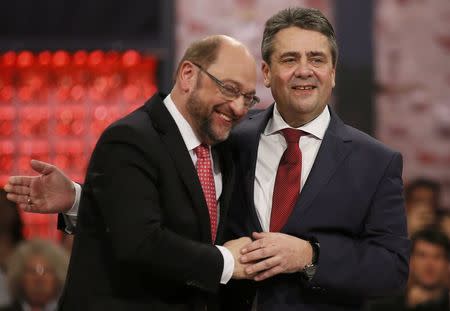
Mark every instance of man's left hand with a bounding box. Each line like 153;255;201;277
240;232;312;281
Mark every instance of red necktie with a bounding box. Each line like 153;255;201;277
270;129;304;232
194;144;218;243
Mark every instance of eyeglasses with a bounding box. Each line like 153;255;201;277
192;62;260;109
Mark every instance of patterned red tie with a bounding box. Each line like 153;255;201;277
194;144;218;243
270;129;304;232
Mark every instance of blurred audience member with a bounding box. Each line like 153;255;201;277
437;210;450;241
0;239;69;311
405;178;441;237
0;190;24;308
367;228;449;311
405;178;441;209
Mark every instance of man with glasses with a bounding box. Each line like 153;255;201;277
5;35;259;310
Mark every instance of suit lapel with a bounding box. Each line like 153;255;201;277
214;141;233;243
241;106;274;232
145;94;212;242
284;107;352;230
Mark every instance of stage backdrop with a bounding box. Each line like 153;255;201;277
375;0;450;208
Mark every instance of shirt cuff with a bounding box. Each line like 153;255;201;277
66;181;81;216
62;182;81;233
216;245;234;284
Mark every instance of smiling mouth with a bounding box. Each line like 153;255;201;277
218;112;232;122
292;85;316;90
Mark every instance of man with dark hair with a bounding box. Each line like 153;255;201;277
225;7;409;310
405;178;441;210
405;178;441;237
367;229;449;311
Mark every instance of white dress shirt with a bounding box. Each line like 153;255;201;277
254;104;330;232
66;94;234;284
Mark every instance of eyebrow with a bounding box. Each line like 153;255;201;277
307;51;327;58
279;51;301;59
279;51;328;59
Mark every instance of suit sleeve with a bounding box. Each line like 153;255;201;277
309;152;410;298
80;125;224;293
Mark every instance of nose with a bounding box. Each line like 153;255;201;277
228;95;248;119
294;60;313;78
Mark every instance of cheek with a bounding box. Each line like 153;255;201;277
272;73;291;91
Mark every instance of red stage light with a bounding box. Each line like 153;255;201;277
53;50;70;67
88;50;105;67
0;85;14;102
38;51;52;66
73;50;88;66
2;51;16;67
17;51;34;68
122;50;141;67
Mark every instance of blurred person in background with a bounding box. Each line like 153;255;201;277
437;210;450;241
437;209;450;287
0;239;69;311
405;178;441;210
0;190;24;308
405;178;441;237
367;228;449;311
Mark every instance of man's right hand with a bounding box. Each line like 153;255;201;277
223;236;253;279
3;159;75;213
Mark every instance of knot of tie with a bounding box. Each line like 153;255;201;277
280;128;304;165
194;144;210;159
281;128;303;143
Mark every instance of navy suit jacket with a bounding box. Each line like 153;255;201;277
223;105;410;311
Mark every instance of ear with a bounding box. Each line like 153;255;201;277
177;61;197;93
261;61;271;88
331;66;336;88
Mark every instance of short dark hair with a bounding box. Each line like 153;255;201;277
404;178;440;203
174;36;223;80
411;228;450;260
261;7;338;67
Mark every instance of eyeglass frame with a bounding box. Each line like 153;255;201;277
192;62;260;109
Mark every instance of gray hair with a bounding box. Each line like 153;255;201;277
6;239;69;300
262;7;338;67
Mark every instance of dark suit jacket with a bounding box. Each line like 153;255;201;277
223;105;410;311
365;291;450;311
58;93;235;311
0;301;23;311
364;289;450;311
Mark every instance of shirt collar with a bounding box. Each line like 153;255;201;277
163;94;202;151
264;104;330;140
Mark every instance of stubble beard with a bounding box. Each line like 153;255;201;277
186;88;228;146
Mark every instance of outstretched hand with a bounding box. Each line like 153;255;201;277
3;159;76;213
